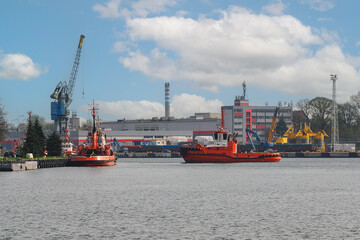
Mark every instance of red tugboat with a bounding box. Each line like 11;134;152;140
62;128;76;157
71;103;115;166
180;108;281;163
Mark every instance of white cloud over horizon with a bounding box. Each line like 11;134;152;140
81;93;223;120
262;0;287;15
93;0;177;19
93;0;122;18
115;6;360;101
301;0;334;12
0;52;46;80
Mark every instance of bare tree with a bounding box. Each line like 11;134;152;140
296;99;311;118
0;103;8;142
350;92;360;109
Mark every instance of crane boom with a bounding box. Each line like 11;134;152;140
267;106;279;142
51;34;85;136
66;34;85;107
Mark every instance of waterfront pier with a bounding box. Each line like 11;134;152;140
0;158;70;171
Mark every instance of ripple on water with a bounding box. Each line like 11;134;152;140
0;158;360;239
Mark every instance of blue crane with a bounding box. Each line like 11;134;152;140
112;138;128;152
246;128;274;151
50;35;85;136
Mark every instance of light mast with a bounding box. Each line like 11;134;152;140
330;74;339;151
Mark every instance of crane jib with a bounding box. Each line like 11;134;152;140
51;34;85;136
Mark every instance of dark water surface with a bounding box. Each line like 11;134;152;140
1;158;360;239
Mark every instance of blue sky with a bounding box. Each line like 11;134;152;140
1;0;360;124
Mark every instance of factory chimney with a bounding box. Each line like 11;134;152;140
165;82;170;119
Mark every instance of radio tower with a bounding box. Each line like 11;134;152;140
330;74;339;151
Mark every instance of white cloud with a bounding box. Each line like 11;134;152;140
244;45;360;101
356;41;360;47
93;0;122;18
116;6;360;100
320;29;340;43
171;93;223;117
112;41;127;53
262;0;286;15
0;52;46;80
119;48;178;81
93;0;176;19
301;0;334;12
176;10;189;17
96;100;164;119
84;94;223;119
131;0;176;17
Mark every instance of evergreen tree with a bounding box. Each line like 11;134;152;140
21;116;46;157
21;118;35;156
34;117;46;157
275;116;288;136
46;131;62;156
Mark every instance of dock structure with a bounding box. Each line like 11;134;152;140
280;152;360;158
37;158;70;168
0;158;70;171
116;152;181;158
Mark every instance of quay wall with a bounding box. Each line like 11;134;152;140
280;152;360;158
0;158;70;171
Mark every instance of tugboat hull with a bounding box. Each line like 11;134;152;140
71;156;115;166
180;146;281;163
181;152;281;163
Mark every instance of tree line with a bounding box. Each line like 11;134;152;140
18;116;63;157
0;103;63;157
2;92;360;155
295;93;360;142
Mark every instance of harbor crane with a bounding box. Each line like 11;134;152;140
267;106;279;143
246;128;274;150
50;35;85;136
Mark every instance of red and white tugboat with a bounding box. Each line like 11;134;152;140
180;108;281;163
71;102;115;166
62;128;76;157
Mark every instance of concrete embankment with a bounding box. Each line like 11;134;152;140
117;152;181;158
280;152;360;158
0;158;70;171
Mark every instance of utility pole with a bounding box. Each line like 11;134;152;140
330;74;338;151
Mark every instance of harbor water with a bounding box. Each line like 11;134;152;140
1;157;360;239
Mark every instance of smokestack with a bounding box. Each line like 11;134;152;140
165;82;170;119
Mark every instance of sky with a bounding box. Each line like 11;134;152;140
1;0;360;124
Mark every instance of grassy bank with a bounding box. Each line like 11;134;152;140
0;156;65;162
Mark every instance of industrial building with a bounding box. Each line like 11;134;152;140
1;82;292;153
98;82;291;145
223;83;292;144
99;118;221;145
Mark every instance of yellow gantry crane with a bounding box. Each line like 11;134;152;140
314;130;329;152
275;123;329;151
275;125;296;144
296;123;316;144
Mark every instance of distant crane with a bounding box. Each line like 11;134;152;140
50;35;85;136
246;128;274;150
267;106;280;143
